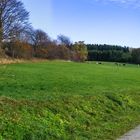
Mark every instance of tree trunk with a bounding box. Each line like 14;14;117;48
0;21;3;48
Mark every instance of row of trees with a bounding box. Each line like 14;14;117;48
0;0;88;62
87;44;140;64
2;30;88;62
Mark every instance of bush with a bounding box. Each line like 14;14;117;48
46;45;71;60
35;48;48;58
0;48;7;58
72;41;88;62
5;41;33;59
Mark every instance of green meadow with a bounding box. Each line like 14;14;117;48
0;61;140;140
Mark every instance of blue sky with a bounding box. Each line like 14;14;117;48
21;0;140;48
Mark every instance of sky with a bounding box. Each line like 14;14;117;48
21;0;140;48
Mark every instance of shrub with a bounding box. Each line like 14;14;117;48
72;41;88;62
0;48;7;58
46;45;71;60
35;48;48;58
5;41;33;59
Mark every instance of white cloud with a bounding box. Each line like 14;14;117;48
90;0;140;8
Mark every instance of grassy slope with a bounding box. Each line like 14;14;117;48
0;61;140;140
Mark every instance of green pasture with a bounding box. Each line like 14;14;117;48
0;61;140;140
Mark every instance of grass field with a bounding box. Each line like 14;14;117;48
0;61;140;140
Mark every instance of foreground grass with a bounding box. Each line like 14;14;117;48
0;61;140;139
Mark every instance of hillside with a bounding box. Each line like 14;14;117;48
0;61;140;139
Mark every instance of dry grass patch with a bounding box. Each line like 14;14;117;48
0;58;24;64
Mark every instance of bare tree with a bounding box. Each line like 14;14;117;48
31;29;51;50
17;25;34;43
57;34;72;47
0;0;29;46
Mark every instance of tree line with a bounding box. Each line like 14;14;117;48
87;44;140;64
0;0;139;64
0;0;87;62
87;44;131;62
